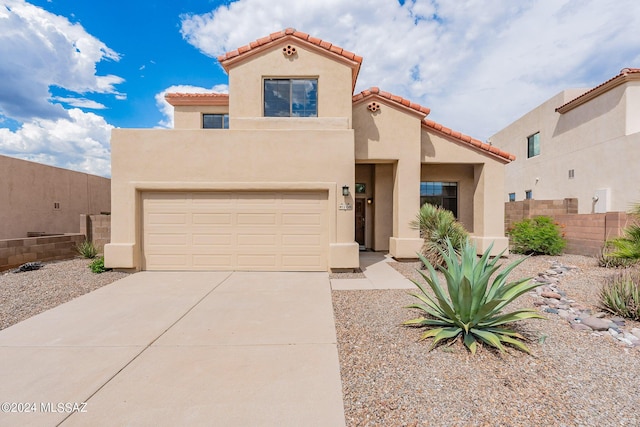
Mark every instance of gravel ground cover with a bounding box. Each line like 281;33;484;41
0;258;128;330
2;254;639;425
333;254;640;426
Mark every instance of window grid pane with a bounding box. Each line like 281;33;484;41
420;181;458;218
264;79;317;117
203;114;229;129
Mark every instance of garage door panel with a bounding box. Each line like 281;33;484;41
147;233;189;246
192;213;233;225
237;213;278;225
142;191;328;271
192;234;233;246
237;234;278;246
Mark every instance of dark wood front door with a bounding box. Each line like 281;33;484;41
355;198;365;246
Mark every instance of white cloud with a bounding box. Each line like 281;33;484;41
155;84;229;128
0;0;123;121
180;0;640;140
52;97;107;110
0;109;113;177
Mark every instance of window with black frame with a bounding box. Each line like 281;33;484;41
420;181;458;217
203;114;229;129
264;79;317;117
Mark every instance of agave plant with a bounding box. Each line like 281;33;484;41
403;239;543;354
603;203;640;264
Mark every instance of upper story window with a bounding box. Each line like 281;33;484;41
203;114;229;129
508;193;516;202
420;181;458;218
264;79;317;117
527;132;540;158
525;190;533;199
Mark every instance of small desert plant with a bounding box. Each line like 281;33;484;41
76;240;98;259
410;203;469;267
508;216;565;255
403;239;543;354
600;271;640;320
89;256;108;274
602;203;640;266
597;243;637;268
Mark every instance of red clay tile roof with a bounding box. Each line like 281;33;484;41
556;67;640;113
217;28;362;91
165;93;229;106
353;87;431;117
422;119;515;162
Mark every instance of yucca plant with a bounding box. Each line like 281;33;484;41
76;240;98;259
600;271;640;320
403;239;543;354
603;203;640;264
410;203;469;267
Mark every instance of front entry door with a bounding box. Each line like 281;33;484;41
355;198;365;246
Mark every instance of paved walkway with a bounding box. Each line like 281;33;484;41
0;272;344;426
331;251;415;290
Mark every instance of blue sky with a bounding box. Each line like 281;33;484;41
1;0;639;177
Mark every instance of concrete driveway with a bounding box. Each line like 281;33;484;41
0;271;345;426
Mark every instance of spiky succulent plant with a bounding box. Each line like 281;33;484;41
403;239;543;354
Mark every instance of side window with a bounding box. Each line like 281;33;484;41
527;132;540;158
264;79;317;117
525;190;533;200
420;182;458;218
508;193;516;202
203;114;229;129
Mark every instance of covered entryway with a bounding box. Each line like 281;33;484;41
142;191;328;271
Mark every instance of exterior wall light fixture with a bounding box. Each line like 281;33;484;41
342;185;350;197
367;198;373;205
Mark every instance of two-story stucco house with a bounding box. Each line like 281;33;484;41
105;28;513;272
491;68;640;214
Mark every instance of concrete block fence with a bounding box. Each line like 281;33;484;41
0;234;85;272
80;214;111;254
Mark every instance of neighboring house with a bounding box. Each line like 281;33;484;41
105;28;513;272
0;154;111;239
491;68;640;214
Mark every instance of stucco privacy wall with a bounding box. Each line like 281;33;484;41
0;155;111;239
106;129;355;270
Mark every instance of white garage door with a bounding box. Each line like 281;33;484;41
142;191;328;271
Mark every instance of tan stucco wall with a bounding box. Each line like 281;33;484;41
420;129;508;254
354;99;423;257
492;84;640;213
373;163;394;251
106;128;356;270
421;164;474;232
0;155;110;239
174;105;229;129
228;41;353;126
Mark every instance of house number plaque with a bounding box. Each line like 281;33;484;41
338;203;353;211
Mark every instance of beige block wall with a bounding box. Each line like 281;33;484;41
106;128;356;270
0;234;85;271
228;41;354;126
0;155;110;239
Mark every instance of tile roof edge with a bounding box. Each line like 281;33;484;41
165;93;229;106
217;28;362;92
353;87;431;117
556;68;640;113
422;119;515;162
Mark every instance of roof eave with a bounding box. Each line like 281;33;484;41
165;93;229;107
556;71;640;114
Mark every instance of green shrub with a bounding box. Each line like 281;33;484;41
508;216;565;255
602;203;640;266
403;239;543;354
598;244;638;268
600;271;640;320
76;240;98;259
410;203;469;267
89;256;108;274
